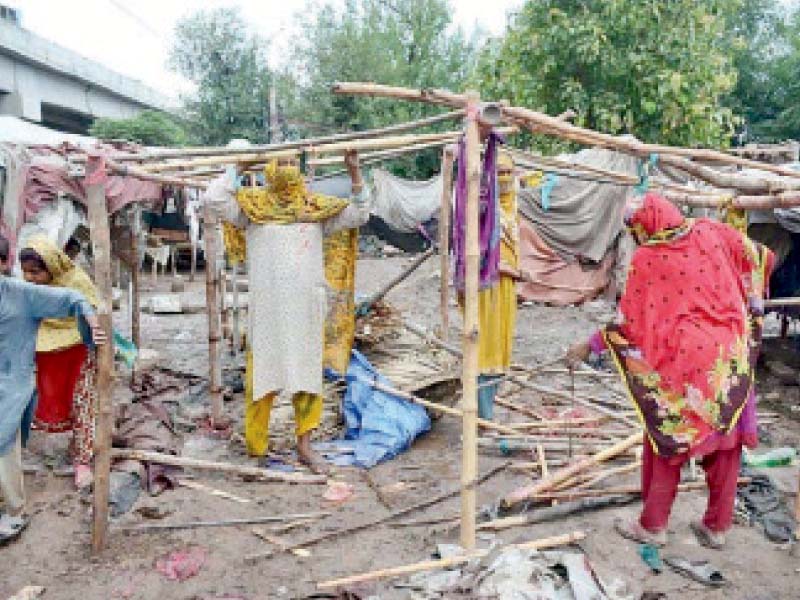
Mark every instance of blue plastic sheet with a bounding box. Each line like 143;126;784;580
319;350;431;468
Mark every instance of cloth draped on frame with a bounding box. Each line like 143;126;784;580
602;193;775;458
452;131;503;292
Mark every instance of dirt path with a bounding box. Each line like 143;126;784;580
1;256;798;599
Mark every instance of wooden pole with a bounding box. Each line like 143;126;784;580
360;247;435;309
502;431;643;508
439;146;454;339
130;206;141;349
85;158;115;553
79;109;467;163
460;92;481;550
110;448;326;484
316;531;586;589
203;204;223;424
231;263;241;355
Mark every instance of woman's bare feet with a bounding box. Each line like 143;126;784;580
296;434;331;476
691;520;726;549
614;517;667;546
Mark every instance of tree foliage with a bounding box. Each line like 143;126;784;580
89;110;188;146
283;0;477;176
169;7;271;145
473;0;741;150
729;2;800;141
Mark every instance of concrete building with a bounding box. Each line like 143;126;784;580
0;5;171;133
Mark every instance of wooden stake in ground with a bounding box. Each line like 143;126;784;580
316;531;586;589
203;204;224;424
438;145;455;339
130;205;141;349
461;92;482;550
86;157;115;553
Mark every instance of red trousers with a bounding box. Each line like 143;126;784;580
639;439;741;533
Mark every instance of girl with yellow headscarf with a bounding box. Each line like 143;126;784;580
475;151;521;419
19;236;99;489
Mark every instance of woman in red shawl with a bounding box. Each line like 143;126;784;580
568;192;774;549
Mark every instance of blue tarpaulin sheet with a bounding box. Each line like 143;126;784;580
319;350;431;468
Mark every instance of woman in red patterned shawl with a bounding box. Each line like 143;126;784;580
568;192;774;549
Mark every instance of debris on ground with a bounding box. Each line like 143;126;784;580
155;546;208;581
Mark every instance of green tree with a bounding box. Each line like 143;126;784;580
89;110;188;146
284;0;478;176
473;0;741;150
728;2;800;141
169;7;272;145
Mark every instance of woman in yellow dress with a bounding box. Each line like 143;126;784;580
476;151;522;419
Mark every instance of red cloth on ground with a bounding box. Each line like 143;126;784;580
34;344;88;433
639;438;741;533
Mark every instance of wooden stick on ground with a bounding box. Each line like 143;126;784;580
316;531;586;590
244;461;510;563
528;477;752;502
110;449;327;484
439;145;455;339
502;431;643;508
117;512;330;533
87;159;115;554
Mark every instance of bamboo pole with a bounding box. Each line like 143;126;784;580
80;109;466;163
502;431;643;507
130;206;141;349
110;449;327;484
117;512;330;533
460;92;482;550
245;461;510;563
86;160;115;553
203;204;223;424
316;531;586;590
766;297;800;307
528;477;751;502
439;146;455;339
664;191;800;209
360;247;435;310
332;82;800;193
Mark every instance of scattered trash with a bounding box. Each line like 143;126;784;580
638;544;663;574
108;471;141;517
737;472;798;543
149;295;183;314
135;504;174;520
743;447;797;467
323;481;355;504
155;546;208;581
663;555;726;588
6;586;45;600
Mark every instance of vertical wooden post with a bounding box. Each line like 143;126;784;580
204;204;223;424
220;266;230;344
86;159;114;553
231;262;241;355
130;206;141;349
460;92;481;550
439;146;454;340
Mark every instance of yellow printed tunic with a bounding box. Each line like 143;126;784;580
478;229;518;373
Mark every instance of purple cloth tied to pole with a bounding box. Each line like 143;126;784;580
452;131;503;292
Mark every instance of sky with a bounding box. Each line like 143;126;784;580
10;0;523;101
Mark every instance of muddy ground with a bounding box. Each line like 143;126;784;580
1;255;799;599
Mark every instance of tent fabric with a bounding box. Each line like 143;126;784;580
518;147;639;263
319;350;431;468
0;143;161;262
516;219;617;306
371;168;442;233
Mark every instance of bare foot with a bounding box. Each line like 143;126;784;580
614;517;667;547
691;520;726;549
296;435;331;476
